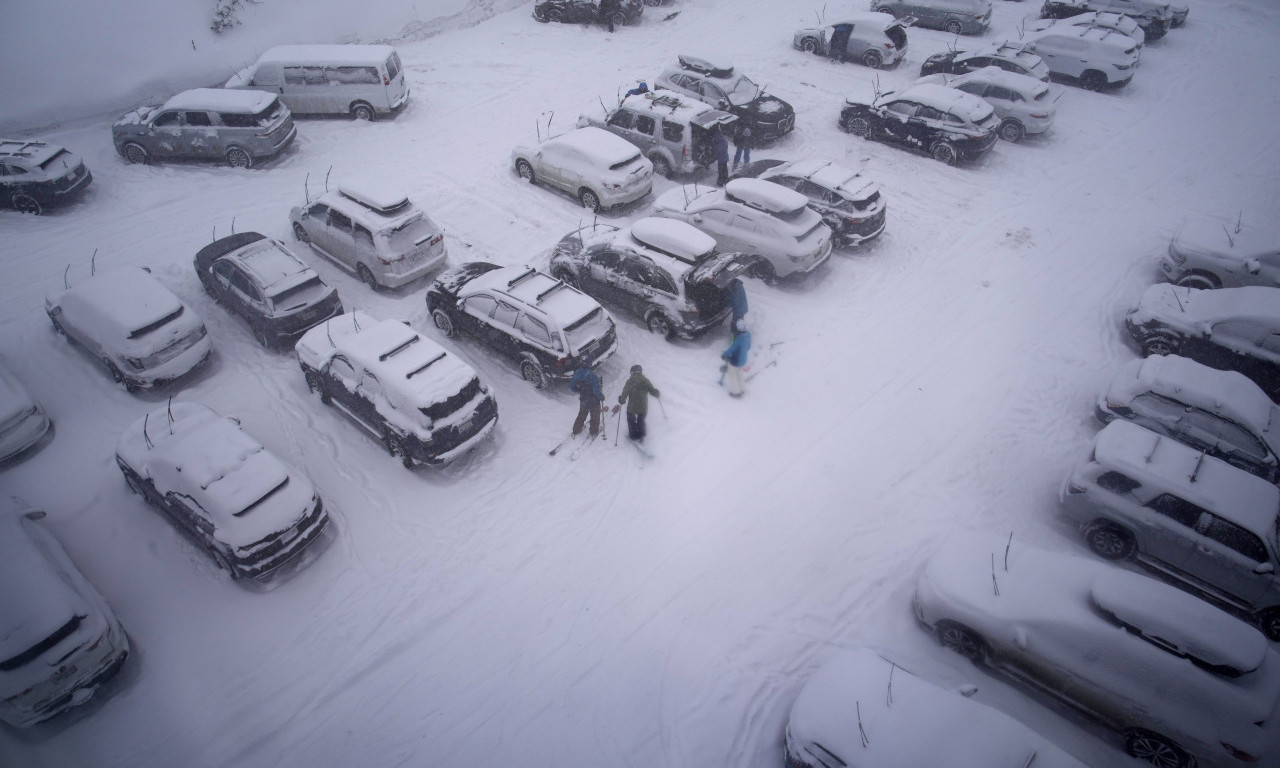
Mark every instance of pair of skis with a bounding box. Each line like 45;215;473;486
548;432;653;460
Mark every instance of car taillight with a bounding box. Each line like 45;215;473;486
430;234;443;246
555;358;565;369
682;145;688;160
845;216;864;226
884;42;893;49
384;75;390;85
1221;742;1258;763
1065;480;1087;495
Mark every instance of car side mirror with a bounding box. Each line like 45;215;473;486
1255;562;1275;575
956;684;978;698
24;510;47;521
1245;259;1262;274
693;214;703;223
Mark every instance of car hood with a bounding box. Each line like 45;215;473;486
739;94;792;120
1172;217;1277;262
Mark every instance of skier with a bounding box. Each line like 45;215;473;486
713;126;730;186
569;357;604;438
599;0;620;32
728;276;748;325
732;124;752;170
721;318;752;398
614;364;660;443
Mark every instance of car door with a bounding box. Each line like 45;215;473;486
148;110;184;157
486;299;523;360
584;248;626;307
1205;416;1276;479
829;24;855;60
513;312;563;365
282;66;324;114
630;113;659;157
1206;320;1271;381
353;368;390;434
211;261;257;324
696;208;741;251
1182;512;1276;605
182;111;220;158
536;143;567;189
879;100;919;144
323;208;358;270
165;492;215;543
1134;493;1203;571
698;81;730;111
323;354;365;417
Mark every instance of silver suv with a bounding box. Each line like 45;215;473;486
112;89;296;168
579;89;736;177
1162;216;1280;290
1060;419;1280;640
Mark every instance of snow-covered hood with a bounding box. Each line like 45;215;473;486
1171;217;1277;262
1128;284;1280;331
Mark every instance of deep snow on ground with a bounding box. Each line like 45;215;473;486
2;1;1280;767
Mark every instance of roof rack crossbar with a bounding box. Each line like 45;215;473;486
507;267;537;288
379;335;419;361
406;352;447;379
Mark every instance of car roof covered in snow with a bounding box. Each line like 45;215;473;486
888;84;994;123
295;310;378;369
837;13;903;31
331;318;479;407
1133;284;1280;327
652;184;721;215
763;159;880;201
547;127;642;167
465;265;604;326
618;88;721;120
1091;420;1280;536
162;88;278;114
48;267;187;341
628;218;717;264
939;66;1052;99
0;139;70;168
253;44;397;65
197;234;316;297
1173;216;1278;260
315;185;429;233
1028;25;1140;53
724;178;808;216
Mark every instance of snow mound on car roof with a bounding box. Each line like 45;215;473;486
551;127;642;167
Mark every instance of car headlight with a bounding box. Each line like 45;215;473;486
1167;242;1186;264
125;357;146;370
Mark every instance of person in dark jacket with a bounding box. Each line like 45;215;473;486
614;364;660;442
599;0;620;32
570;358;604;437
732;124;752;170
713;127;730;186
728;277;748;324
721;319;752;398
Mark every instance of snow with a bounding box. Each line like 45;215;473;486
924;66;1052;101
46;267;186;341
247;43;399;67
0;360;50;461
724;178;809;215
0;506;88;674
900;83;997;123
156;88;279;115
629;217;717;262
294;309;380;370
550;126;646;167
1130;284;1280;328
4;0;1280;766
1172;215;1279;260
233;239;316;295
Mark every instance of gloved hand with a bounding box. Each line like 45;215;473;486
611;404;620;414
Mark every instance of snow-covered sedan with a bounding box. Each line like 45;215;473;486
651;178;833;283
914;534;1280;768
296;311;498;468
839;83;999;165
920;42;1052;82
512;126;652;213
733;159;886;248
549;218;751;339
915;66;1058;142
1161;216;1280;290
115;402;330;583
792;15;910;69
46;266;212;391
0;359;51;462
786;646;1089;768
195;232;343;348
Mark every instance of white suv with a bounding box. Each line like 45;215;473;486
1023;26;1140;90
916;66;1058;142
511;126;653;212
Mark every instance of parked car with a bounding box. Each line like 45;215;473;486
915;534;1280;768
1060;419;1280;640
223;44;409;121
195;232;343;348
786;646;1090;768
839;83;1000;165
792;14;911;69
1095;355;1280;483
46;267;212;391
1124;284;1280;399
916;66;1058;142
732;158;887;247
654;55;795;142
920;42;1052;81
115;402;330;583
426;263;619;389
290;182;448;290
296;311;499;467
549;218;751;339
0;497;130;728
1161;217;1280;290
650;179;833;283
1027;10;1146;49
0;359;51;462
1040;0;1172;40
870;0;993;35
0;139;92;215
532;0;643;26
511;126;653;212
112;89;296;168
578;88;736;177
1022;26;1140;90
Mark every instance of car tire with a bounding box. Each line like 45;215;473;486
551;267;578;288
431;308;457;338
936;621;987;664
357;264;380;291
842;115;871;137
12;193;42;215
1080;70;1108;91
861;50;883;69
579;188;601;212
1124;730;1188;768
998;119;1025;143
800;37;820;54
944;19;963;35
650;155;672;177
304;370;328;403
548;8;563;22
225;147;253;169
122;142;149;165
533;5;548;21
520;356;548;389
610;11;626;27
1140;332;1180;357
292;222;311;244
748;259;777;285
207;545;239;579
384;431;414;469
645;309;676;340
1085;520;1136;560
351;103;375;122
104;358;136;392
1257;608;1280;643
516;159;535;183
931;142;958;165
1174;272;1220;290
252;325;271;348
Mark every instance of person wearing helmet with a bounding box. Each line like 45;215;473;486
569;355;605;439
721;318;752;398
614;364;660;443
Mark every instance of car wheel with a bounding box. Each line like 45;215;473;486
1257;608;1280;643
931;142;958;165
252;325;271;348
122;142;149;165
12;193;42;215
104;358;134;391
936;621;987;664
206;545;239;579
1140;333;1180;357
292;222;311;243
304;370;328;401
1080;70;1108;91
645;309;676;340
1085;520;1136;560
50;316;66;336
650;155;672;177
579;188;601;212
945;19;963;35
861;50;883;69
357;264;380;291
842;115;871;137
533;5;548;21
800;37;820;54
516;159;535;183
384;431;414;469
520;357;548;389
351;103;375;122
225;147;253;169
548;8;563;22
551;267;578;288
431;308;457;338
1174;272;1220;290
998;119;1025;143
1124;730;1187;768
610;11;627;27
748;259;777;285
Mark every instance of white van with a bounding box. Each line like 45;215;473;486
226;44;409;121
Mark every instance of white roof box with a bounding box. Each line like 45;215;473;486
630;218;716;264
337;182;412;215
724;178;808;216
678;54;733;78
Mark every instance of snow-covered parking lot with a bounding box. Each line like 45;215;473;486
3;1;1280;766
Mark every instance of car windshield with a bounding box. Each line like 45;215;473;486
0;614;84;671
268;276;325;312
128;306;184;339
723;75;761;106
563;307;611;353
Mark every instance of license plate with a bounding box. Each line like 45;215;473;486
460;417;473;434
52;664;77;684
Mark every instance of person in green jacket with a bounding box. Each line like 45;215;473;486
614;364;660;443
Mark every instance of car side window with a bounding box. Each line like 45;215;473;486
699;82;725;104
1096;470;1141;495
226;265;261;302
608;110;635;130
886;101;918;118
588;249;623;271
515;314;554;347
328;209;353;235
917;106;945;122
1130;393;1188;421
956;82;987;97
1208;418;1268;461
986;86;1014;101
329;355;359;387
966;57;990;68
661;120;684;142
492;301;520;328
1212;321;1263;346
795;180;836;205
152;111;181;127
354;225;376;256
634;115;656;136
184;111;212;127
1199;514;1269;563
1144;493;1205;529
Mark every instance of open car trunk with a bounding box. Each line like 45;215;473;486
689;112;738;167
686;252;750;318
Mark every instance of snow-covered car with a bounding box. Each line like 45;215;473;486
1095;355;1280;483
426;263;619;389
0;139;92;215
1027;10;1146;49
1040;0;1173;40
915;67;1058;142
549;218;752;339
870;0;993;35
1060;419;1280;640
785;646;1090;768
578;88;736;177
919;42;1052;82
839;83;1000;165
46;266;212;391
914;534;1280;768
296;311;498;468
532;0;642;26
1170;2;1188;27
0;359;51;462
111;89;296;168
1161;217;1280;290
792;14;910;69
194;232;343;348
651;179;834;283
0;497;130;729
1022;26;1140;90
1124;284;1280;399
511;126;653;213
732;159;887;248
654;55;795;142
115;402;330;583
290;182;448;290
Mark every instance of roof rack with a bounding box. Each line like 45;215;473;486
506;266;537;288
379;335;419;362
406;352;446;379
536;281;569;303
0;140;47;158
642;91;686;112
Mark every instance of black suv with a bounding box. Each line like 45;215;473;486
839;84;999;165
533;0;643;26
426;263;619;389
0;139;92;215
655;55;796;142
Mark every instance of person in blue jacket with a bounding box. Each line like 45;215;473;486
569;357;604;437
713;127;730;186
721;318;752;398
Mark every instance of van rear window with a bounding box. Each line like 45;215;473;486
385;52;402;82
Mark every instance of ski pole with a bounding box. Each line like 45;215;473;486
657;396;668;420
614;406;622;445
